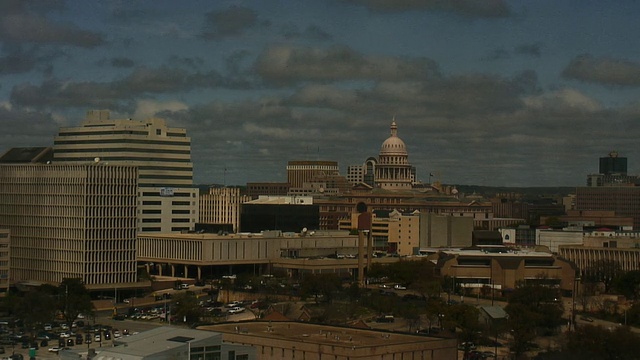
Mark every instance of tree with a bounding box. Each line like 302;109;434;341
583;259;622;293
172;291;202;325
613;270;640;301
300;273;342;304
536;324;640;360
58;278;94;328
14;287;58;336
506;284;564;357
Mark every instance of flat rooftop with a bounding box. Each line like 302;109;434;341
200;321;444;348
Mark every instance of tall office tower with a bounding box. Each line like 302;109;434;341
286;160;339;188
0;164;138;286
0;228;9;292
600;151;627;175
375;120;413;190
199;187;251;233
587;151;638;187
53;110;198;232
576;186;640;229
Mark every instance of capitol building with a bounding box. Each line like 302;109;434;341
347;119;416;190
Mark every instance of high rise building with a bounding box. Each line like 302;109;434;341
53;110;198;232
286;160;339;188
600;151;627;175
375;120;414;190
0;164;138;286
0;228;9;292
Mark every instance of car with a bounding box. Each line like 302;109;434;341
48;346;63;353
378;284;390;289
66;338;74;347
94;334;101;342
84;334;92;344
375;315;395;323
59;332;70;338
580;316;594;322
393;284;407;290
104;332;111;340
227;306;245;314
43;324;52;331
113;330;121;338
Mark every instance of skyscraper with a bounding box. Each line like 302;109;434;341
53;110;198;232
0;164;138;286
600;151;627;175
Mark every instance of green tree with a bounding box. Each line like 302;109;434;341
536;324;640;360
14;287;58;336
172;291;202;325
300;273;342;304
613;270;640;300
58;278;94;328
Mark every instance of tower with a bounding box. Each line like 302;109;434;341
53;110;198;233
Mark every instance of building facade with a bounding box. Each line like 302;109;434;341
0;228;9;292
576;186;640;229
375;120;413;190
199;187;251;233
0;164;138;286
286;161;339;189
53;110;197;233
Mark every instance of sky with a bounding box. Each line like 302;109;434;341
1;0;640;187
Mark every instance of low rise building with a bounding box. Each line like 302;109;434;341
200;321;456;360
428;247;576;295
59;327;255;360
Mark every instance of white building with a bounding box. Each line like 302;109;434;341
375;120;414;190
53;110;198;233
0;164;138;286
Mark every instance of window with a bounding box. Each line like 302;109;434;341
156;129;162;135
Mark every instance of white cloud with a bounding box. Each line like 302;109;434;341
133;99;189;120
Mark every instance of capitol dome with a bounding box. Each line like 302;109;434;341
379;120;408;156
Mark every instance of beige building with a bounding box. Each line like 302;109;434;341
286;161;339;189
53;110;198;233
431;248;577;294
375;120;413;190
420;213;474;249
0;228;9;292
559;232;640;276
199;187;251;233
137;231;360;279
201;321;457;360
0;164;138;286
339;211;473;256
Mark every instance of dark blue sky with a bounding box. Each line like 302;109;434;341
1;0;640;186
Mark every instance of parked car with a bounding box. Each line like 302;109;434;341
393;284;407;290
48;346;63;353
227;306;245;314
376;315;394;323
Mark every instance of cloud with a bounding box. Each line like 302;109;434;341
0;1;104;47
0;47;37;75
133;99;188;120
111;57;135;68
343;0;510;18
283;25;333;41
9;66;253;110
201;6;265;40
255;45;441;85
562;54;640;87
514;43;542;58
0;107;59;146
